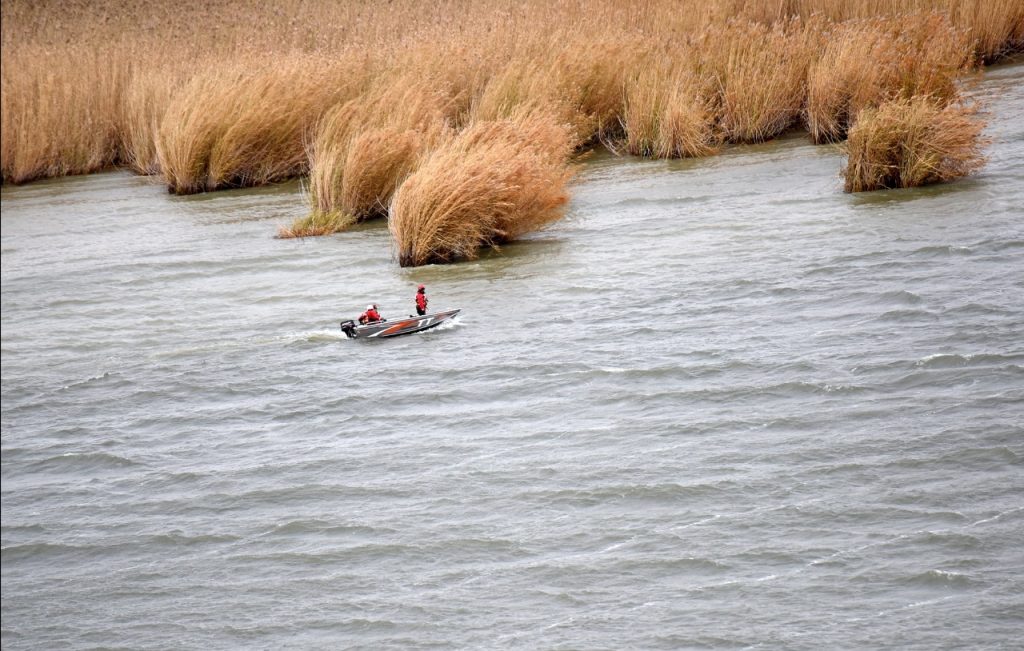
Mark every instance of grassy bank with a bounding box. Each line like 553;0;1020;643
3;0;1021;263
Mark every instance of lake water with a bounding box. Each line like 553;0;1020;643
2;62;1022;649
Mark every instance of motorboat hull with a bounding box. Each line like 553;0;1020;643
340;309;461;339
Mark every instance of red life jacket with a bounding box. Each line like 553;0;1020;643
360;308;381;324
415;292;427;312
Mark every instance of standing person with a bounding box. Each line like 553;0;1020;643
415;284;428;316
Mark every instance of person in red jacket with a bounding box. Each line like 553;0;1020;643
358;304;383;324
415;285;428;316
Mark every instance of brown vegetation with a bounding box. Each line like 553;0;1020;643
842;97;987;193
2;0;1018;263
713;19;822;144
806;15;971;143
304;75;461;231
389;114;574;267
276;210;358;240
621;62;721;159
156;58;362;195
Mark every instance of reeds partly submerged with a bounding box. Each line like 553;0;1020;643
0;42;126;184
842;97;987;193
2;0;1018;263
301;74;462;234
156;58;365;195
389;114;574;267
805;15;970;144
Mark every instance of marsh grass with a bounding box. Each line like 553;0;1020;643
276;210;358;239
302;77;459;225
3;0;1019;263
842;97;987;192
712;19;821;143
156;58;364;194
388;114;574;267
806;15;971;143
621;62;721;159
0;44;125;183
6;0;1017;187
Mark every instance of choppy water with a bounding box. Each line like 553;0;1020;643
3;63;1023;649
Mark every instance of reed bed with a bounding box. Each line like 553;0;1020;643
0;43;126;184
806;15;970;143
712;19;822;144
842;97;987;193
3;0;1020;263
389;114;574;267
156;57;368;194
470;39;631;146
621;63;721;159
299;72;465;236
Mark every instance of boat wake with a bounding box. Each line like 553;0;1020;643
279;329;350;345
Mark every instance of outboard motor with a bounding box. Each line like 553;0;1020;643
340;320;357;339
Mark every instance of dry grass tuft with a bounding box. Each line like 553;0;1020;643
276;210;357;239
339;128;428;221
842;96;987;192
388;113;574;267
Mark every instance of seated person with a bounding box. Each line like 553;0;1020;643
358;304;383;324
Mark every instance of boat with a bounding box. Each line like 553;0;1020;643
340;309;461;339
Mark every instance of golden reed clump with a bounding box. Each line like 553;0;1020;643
712;18;823;144
388;113;574;267
842;97;987;193
806;15;971;143
291;73;465;238
0;42;126;183
157;57;366;194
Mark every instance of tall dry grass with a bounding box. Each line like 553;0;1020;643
119;69;181;176
0;43;126;183
156;57;366;194
295;74;464;237
621;63;721;158
732;0;1023;62
6;0;1019;187
806;15;971;143
953;0;1024;63
389;113;574;267
3;0;1020;263
711;19;822;143
842;97;987;192
471;39;630;146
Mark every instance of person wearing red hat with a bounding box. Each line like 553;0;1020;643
415;285;428;316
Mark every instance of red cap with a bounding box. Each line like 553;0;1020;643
418;284;425;290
